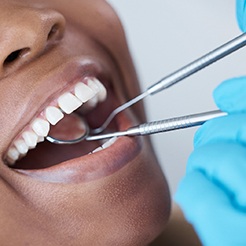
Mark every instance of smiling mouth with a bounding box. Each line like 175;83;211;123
4;77;125;170
2;55;144;183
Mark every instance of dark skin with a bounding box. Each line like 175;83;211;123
0;0;201;245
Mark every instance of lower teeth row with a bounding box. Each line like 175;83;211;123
90;137;117;154
5;137;118;167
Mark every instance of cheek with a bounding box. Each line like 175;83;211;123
55;0;127;57
0;74;46;151
0;83;24;149
78;157;170;244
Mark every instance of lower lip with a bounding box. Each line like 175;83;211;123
15;112;142;184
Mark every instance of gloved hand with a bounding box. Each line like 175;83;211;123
174;3;246;245
175;76;246;246
236;0;246;31
174;2;246;245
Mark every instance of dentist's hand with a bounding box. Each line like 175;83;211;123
175;76;246;246
236;0;246;31
174;3;246;245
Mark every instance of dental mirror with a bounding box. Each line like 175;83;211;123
46;110;227;144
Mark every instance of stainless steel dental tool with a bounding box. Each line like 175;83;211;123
46;33;246;144
46;110;226;144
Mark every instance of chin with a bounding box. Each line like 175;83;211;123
0;0;171;244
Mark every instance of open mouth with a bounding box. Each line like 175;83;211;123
2;54;143;183
5;77;130;170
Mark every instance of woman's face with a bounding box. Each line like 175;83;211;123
0;0;170;245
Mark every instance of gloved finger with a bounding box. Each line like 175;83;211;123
175;171;246;246
187;142;246;208
194;113;246;148
213;76;246;113
236;0;246;32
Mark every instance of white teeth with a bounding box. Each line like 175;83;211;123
74;82;96;102
93;78;107;102
7;147;19;162
14;140;29;155
22;131;38;149
86;96;98;107
5;77;108;165
87;78;107;103
6;157;16;166
91;137;117;154
92;146;103;153
45;106;64;125
87;78;100;93
102;137;117;149
31;118;50;137
58;92;82;114
37;136;45;143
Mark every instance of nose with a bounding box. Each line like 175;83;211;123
0;8;65;78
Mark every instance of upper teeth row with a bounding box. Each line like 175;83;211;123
6;77;107;165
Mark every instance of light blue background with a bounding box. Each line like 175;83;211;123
108;1;246;195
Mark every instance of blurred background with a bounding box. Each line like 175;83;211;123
107;1;246;196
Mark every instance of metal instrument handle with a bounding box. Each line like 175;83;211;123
126;110;226;136
147;33;246;95
86;110;227;141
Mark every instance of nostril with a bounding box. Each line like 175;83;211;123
3;48;30;66
47;24;59;40
47;22;64;43
4;50;21;64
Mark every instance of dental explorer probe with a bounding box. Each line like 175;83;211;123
86;110;226;141
91;32;246;134
46;110;226;144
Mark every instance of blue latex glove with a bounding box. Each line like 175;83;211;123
236;0;246;31
175;76;246;245
174;3;246;244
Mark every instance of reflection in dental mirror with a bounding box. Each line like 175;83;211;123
47;113;89;144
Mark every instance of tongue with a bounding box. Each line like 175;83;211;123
49;113;88;141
